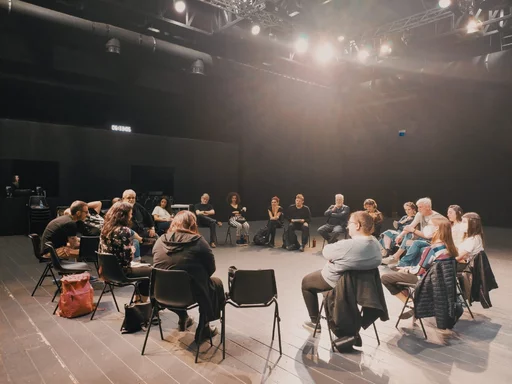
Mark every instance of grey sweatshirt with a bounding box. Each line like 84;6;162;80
321;235;383;288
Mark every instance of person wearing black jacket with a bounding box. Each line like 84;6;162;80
152;210;224;342
122;189;157;239
318;194;350;244
285;194;312;252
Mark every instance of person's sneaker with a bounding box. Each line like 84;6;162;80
299;246;305;252
381;256;396;265
178;316;194;331
210;242;216;248
236;239;242;245
303;321;321;332
399;309;414;320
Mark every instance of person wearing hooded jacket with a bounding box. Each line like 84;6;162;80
152;210;225;342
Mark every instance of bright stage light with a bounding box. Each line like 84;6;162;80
337;35;345;42
174;0;186;13
314;42;335;64
251;25;261;35
295;36;308;53
380;43;392;56
467;18;481;34
438;0;451;9
357;49;370;63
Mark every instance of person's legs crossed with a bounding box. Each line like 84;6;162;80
317;224;333;242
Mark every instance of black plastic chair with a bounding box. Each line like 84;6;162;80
28;197;52;234
224;223;250;245
78;236;100;272
90;253;149;321
225;269;282;355
44;242;91;313
29;234;59;296
395;282;428;339
141;268;226;363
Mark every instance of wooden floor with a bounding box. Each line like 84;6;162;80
1;220;511;384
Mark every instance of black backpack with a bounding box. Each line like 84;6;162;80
253;227;269;245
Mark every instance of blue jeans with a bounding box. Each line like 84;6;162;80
379;230;399;249
130;229;141;261
398;240;430;267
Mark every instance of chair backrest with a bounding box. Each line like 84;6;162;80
28;233;43;262
56;206;69;217
44;242;65;272
230;269;277;305
29;195;48;208
150;268;196;308
79;236;100;261
97;253;130;284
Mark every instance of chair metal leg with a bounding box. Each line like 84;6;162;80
372;322;380;345
274;301;282;355
395;289;412;329
221;306;226;360
156;306;164;340
313;300;324;338
31;264;50;296
327;326;335;352
90;283;108;320
418;318;427;339
456;279;475;319
109;285;120;312
141;306;157;355
195;325;205;363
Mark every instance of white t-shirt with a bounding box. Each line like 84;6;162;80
457;235;484;261
451;222;466;247
152;206;171;220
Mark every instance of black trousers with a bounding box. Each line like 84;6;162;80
197;215;218;244
301;270;332;322
267;220;283;244
125;265;152;296
288;222;309;247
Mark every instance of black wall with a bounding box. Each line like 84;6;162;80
0;119;239;210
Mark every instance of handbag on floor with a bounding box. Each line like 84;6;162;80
57;272;94;318
121;302;152;333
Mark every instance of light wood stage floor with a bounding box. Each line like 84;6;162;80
1;220;511;384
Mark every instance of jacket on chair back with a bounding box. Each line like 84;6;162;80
325;269;389;338
470;251;498;308
414;258;459;329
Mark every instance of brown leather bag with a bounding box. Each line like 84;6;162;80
57;272;94;318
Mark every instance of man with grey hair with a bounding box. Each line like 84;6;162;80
122;189;157;240
318;194;350;244
195;193;221;248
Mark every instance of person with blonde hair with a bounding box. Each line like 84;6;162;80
152;211;224;342
301;211;382;332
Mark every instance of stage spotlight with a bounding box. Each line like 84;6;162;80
191;59;205;75
467;18;482;34
294;36;308;53
357;49;370;63
380;43;392;56
251;25;261;35
438;0;451;9
314;42;335;64
175;0;186;13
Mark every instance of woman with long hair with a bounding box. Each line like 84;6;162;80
152;197;173;235
456;212;484;265
364;198;384;237
380;202;417;258
226;192;250;245
381;217;457;319
99;202;152;301
266;196;284;247
152;211;225;342
447;205;465;247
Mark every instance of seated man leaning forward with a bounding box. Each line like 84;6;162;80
41;200;89;259
318;194;350;244
122;189;158;240
195;193;222;248
285;194;312;252
301;211;382;332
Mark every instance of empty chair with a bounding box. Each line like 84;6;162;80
225;269;282;355
78;236;100;272
141;268;226;363
90;253;149;321
28;196;52;234
29;234;58;296
44;242;91;313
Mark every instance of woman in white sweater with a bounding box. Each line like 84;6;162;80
456;212;484;267
447;205;465;247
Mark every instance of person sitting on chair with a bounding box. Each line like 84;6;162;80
153;210;224;342
318;194;350;244
447;205;465;247
380;202;417;259
77;201;105;236
381;217;456;319
99;202;152;302
195;193;222;248
41;200;89;259
122;189;157;241
227;192;250;245
285;194;312;252
363;199;384;237
152;197;174;235
301;211;382;331
456;212;484;268
12;175;20;190
266;196;284;247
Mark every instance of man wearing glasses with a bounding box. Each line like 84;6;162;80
41;200;89;259
301;211;382;332
122;189;157;240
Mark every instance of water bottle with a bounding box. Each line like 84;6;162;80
312;238;316;247
39;200;44;208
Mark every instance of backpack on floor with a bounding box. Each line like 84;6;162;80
253;227;269;245
57;272;94;318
